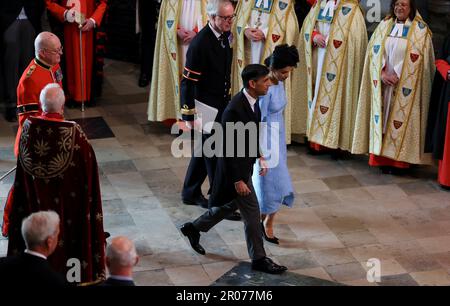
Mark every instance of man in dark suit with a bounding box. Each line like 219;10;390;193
179;0;236;216
180;64;288;274
0;210;66;287
0;0;45;122
101;236;138;286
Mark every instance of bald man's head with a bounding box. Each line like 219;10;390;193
35;32;62;66
106;236;138;272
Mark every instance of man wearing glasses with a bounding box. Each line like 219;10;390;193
179;0;241;220
13;31;63;157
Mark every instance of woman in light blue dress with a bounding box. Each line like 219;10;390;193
252;44;299;244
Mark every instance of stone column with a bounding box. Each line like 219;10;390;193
428;0;450;52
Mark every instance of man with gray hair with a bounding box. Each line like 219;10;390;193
14;31;63;156
40;83;65;115
101;236;138;286
180;0;241;221
0;211;66;287
4;78;106;284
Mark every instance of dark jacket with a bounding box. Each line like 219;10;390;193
180;24;232;122
0;253;66;287
209;91;261;207
0;0;45;34
100;277;136;286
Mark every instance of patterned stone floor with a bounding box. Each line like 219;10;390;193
1;59;450;286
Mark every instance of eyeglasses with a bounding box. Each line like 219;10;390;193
216;14;236;22
45;46;63;54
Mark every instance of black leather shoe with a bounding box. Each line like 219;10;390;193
138;73;150;87
224;211;241;221
252;257;287;274
261;222;279;244
180;222;205;255
182;195;208;208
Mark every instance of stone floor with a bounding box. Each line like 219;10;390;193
1;59;450;286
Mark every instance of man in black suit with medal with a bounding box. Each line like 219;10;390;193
179;0;240;220
180;64;288;274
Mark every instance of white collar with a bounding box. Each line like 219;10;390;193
243;89;257;111
208;22;222;40
25;249;47;260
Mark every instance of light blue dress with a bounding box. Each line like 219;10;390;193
252;81;295;215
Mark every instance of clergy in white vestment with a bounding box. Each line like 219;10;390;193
231;0;301;143
352;0;435;173
294;0;368;151
148;0;208;122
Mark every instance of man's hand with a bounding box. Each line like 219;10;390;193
313;33;327;48
244;28;265;42
234;180;251;197
184;119;202;132
177;28;189;40
381;70;399;86
259;157;268;177
81;18;95;32
183;30;197;44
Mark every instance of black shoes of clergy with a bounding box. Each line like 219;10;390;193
180;222;205;255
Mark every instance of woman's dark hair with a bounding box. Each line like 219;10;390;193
242;64;270;89
264;44;300;70
389;0;417;21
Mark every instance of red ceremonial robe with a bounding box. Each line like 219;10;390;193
15;58;63;156
5;114;106;284
46;0;107;104
425;34;450;188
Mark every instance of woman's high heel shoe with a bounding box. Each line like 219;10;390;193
261;222;279;244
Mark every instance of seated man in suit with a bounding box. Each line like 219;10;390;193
102;236;138;286
0;210;66;287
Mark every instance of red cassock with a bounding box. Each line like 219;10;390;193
15;58;63;156
5;114;106;284
46;0;107;104
436;59;450;187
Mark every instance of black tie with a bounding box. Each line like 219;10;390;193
219;33;228;48
254;98;261;120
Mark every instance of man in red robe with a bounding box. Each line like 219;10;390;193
15;31;63;156
46;0;107;106
4;84;106;284
426;34;450;189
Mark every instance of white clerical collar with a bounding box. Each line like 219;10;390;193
208;22;222;40
25;249;47;260
243;89;257;111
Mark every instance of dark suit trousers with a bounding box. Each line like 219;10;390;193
192;179;266;261
182;131;217;200
2;19;35;108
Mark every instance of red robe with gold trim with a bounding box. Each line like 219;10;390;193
15;58;63;156
5;114;106;284
46;0;107;104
